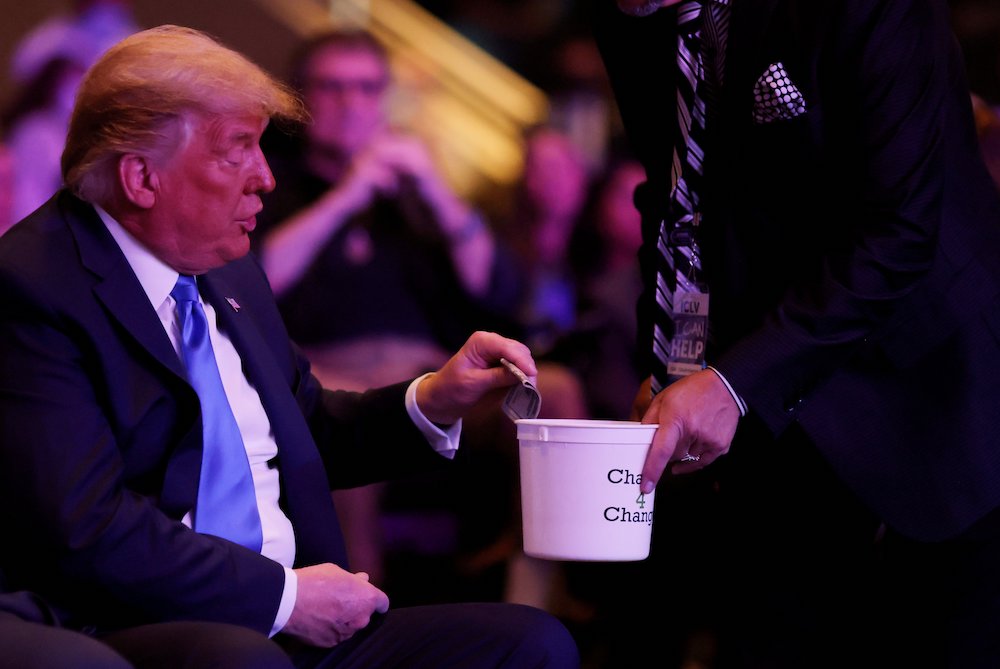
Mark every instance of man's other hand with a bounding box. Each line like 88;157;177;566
284;563;390;647
639;369;739;492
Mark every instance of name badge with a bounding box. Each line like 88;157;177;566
666;288;709;382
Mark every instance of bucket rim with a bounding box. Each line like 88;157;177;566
514;418;655;429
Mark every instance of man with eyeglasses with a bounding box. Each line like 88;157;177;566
252;29;524;589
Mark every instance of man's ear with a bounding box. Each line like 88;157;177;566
117;154;159;209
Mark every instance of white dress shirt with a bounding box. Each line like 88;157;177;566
96;205;461;635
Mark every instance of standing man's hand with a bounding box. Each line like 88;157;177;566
284;563;390;647
638;369;740;493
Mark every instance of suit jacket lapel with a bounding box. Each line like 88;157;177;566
721;0;783;130
200;270;349;567
200;269;335;474
61;193;203;517
65;194;187;381
197;272;309;461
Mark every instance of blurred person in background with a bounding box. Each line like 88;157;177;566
253;28;524;591
11;0;138;83
536;31;620;176
551;155;647;421
0;140;13;236
2;56;88;221
500;125;592;355
4;0;138;221
972;92;1000;189
256;28;521;392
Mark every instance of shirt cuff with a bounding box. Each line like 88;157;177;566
269;567;297;637
405;373;462;459
706;365;748;417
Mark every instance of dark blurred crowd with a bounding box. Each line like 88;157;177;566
1;2;999;667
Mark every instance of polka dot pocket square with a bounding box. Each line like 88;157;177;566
752;62;807;124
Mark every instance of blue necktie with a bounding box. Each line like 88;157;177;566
171;275;263;551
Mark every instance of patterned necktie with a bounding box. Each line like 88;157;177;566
171;274;262;551
651;0;727;396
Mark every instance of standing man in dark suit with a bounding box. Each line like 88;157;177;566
595;0;1000;667
0;25;579;669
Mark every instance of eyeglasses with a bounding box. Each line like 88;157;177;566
306;77;388;97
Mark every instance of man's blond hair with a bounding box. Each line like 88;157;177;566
62;25;306;205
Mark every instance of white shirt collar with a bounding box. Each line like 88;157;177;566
94;204;181;309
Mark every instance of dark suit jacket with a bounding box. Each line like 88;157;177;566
595;0;1000;541
0;192;447;633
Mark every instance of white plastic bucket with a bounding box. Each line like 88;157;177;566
516;419;657;561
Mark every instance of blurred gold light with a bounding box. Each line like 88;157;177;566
258;0;549;204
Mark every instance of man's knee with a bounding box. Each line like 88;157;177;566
500;604;580;669
103;621;293;669
0;612;134;669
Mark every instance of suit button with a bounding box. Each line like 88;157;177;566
783;396;804;413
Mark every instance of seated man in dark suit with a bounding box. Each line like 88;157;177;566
0;24;579;669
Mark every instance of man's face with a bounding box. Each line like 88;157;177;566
302;45;389;157
140;113;274;274
523;129;589;223
615;0;683;17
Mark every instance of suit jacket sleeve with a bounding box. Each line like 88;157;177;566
213;254;452;492
711;0;964;432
